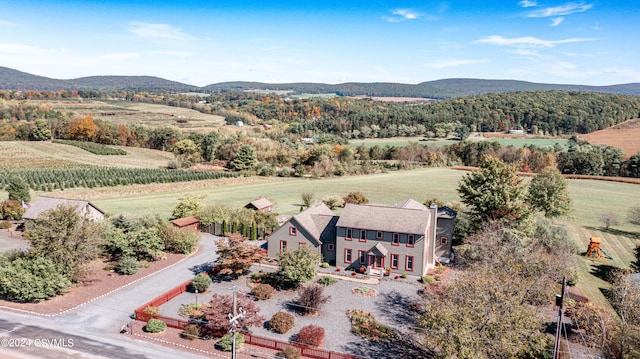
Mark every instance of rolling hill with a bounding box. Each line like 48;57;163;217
1;66;640;99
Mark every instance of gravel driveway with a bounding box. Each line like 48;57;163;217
160;264;427;357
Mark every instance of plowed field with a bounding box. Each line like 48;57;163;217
579;118;640;158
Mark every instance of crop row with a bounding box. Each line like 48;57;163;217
2;167;239;191
52;139;128;155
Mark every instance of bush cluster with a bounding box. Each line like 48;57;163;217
144;319;166;333
191;272;212;293
270;312;295;334
181;324;202;341
115;255;139;275
347;309;399;342
317;276;337;286
251;283;275;300
295;325;325;347
277;346;302;359
217;333;244;351
296;284;330;315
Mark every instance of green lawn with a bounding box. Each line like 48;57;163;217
91;167;464;218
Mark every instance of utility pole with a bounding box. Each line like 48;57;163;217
553;277;567;359
228;286;246;359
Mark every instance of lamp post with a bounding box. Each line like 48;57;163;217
195;289;199;310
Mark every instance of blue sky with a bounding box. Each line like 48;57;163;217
0;1;638;86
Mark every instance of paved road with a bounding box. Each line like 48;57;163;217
0;234;220;359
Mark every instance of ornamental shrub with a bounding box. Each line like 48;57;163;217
277;346;302;359
270;312;295;334
191;272;212;293
295;325;325;347
181;324;202;341
317;276;337;286
217;333;244;351
115;255;139;275
144;319;166;333
296;284;330;316
251;283;275;300
143;305;159;316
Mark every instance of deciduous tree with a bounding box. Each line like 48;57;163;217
277;245;321;286
527;167;573;218
24;204;107;278
215;233;265;277
202;293;264;338
457;156;530;231
171;194;206;219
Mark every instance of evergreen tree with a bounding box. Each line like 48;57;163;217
6;176;31;203
229;144;258;171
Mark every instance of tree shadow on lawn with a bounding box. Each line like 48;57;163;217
590;263;620;283
585;226;640;240
341;337;434;359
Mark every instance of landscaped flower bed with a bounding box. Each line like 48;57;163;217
352;286;378;298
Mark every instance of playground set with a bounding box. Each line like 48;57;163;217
584;237;614;261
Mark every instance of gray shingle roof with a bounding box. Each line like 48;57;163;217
247;197;272;210
292;204;336;244
22;196;105;220
336;202;431;234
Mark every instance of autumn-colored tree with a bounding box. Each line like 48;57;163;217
202;293;264;338
215;233;265;277
67;116;98;141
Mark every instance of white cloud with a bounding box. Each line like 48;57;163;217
550;17;564;26
425;59;489;69
525;3;593;18
519;0;538;8
475;35;595;48
384;8;423;22
128;22;189;40
0;20;18;26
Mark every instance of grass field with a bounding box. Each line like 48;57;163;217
0;141;174;169
1;141;638;308
32;99;226;133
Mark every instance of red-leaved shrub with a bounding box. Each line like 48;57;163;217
295;325;325;347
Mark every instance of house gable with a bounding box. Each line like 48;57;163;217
22;196;105;221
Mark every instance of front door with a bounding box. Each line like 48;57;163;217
368;255;384;269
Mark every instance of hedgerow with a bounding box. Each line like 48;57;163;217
53;139;127;155
1;167;239;191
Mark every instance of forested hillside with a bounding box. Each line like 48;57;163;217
206;91;640;137
2;66;640;99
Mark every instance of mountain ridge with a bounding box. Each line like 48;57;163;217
1;66;639;99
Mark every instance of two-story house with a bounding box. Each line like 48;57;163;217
267;199;456;276
266;203;338;263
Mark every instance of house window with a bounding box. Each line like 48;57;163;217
327;243;335;252
280;240;288;252
392;233;400;246
376;231;383;240
345;249;353;263
289;226;297;236
391;254;399;269
346;228;353;241
359;229;367;242
440;236;448;245
407;234;415;247
298;242;307;247
406;255;414;272
358;250;366;264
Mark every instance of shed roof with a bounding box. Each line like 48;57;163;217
170;216;201;227
247;197;273;210
22;196;105;220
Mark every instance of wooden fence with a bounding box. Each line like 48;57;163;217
133;278;362;359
